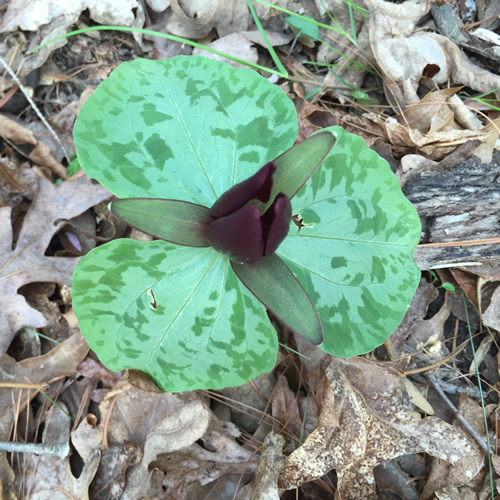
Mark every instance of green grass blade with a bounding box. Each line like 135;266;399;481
247;0;288;76
463;293;494;498
28;26;288;77
255;0;349;37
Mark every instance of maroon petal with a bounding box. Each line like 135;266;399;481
261;193;292;256
209;162;276;218
206;205;264;264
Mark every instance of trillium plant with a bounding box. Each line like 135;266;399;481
71;56;421;392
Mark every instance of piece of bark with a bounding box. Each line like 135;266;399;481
405;150;500;270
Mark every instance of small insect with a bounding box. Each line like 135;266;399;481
292;214;313;233
148;288;157;310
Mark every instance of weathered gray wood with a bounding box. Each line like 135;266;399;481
404;151;500;270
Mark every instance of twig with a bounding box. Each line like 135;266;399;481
0;54;71;166
427;373;491;454
431;378;481;399
0;440;69;458
419;237;500;248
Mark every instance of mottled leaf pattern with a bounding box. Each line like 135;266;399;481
277;127;421;357
73;56;298;205
72;56;421;392
71;240;278;392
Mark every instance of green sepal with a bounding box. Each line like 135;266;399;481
231;254;323;345
111;198;211;247
260;131;335;212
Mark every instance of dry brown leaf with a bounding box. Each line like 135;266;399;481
0;332;90;440
221;371;277;433
398;139;482;189
241;30;294;48
16;404;100;499
71;381;211;498
192;32;258;69
386;278;438;359
167;0;250;39
292;83;338;142
0;332;90;499
396;88;461;134
1;0;141;31
250;431;285;500
340;110;490;161
278;358;480;498
0;114;67;177
385;116;495;160
145;0;170;11
89;443;141;499
271;374;303;452
2;0;147;68
316;0;369;92
147;414;259;498
370;3;500;106
0;172;110;355
408;295;451;358
420;396;486;499
483;286;500;331
0;115;37;145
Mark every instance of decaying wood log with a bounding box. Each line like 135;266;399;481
403;150;500;270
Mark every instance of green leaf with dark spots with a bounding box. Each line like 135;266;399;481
73;56;298;206
277;127;421;357
110;198;211;247
71;239;278;392
232;254;323;344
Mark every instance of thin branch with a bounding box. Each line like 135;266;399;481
0;54;71;166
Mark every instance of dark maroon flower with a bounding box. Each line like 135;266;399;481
206;162;292;264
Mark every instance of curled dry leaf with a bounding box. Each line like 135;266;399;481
315;0;368;91
16;404;100;499
144;414;259;497
193;32;258;69
420;396;486;499
0;173;110;355
278;358;480;499
271;375;303;452
71;381;212;498
483;286;500;331
145;0;170;12
0;332;90;499
1;0;141;32
167;0;250;39
250;431;285;500
386;278;438;359
370;4;500;106
0;114;66;177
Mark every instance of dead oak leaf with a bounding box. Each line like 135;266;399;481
167;0;250;39
0;172;110;354
18;404;100;500
278;358;480;499
0;331;90;499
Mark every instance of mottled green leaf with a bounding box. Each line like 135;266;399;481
73;56;298;206
277;127;421;357
71;239;278;392
110;198;211;247
232;254;323;344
